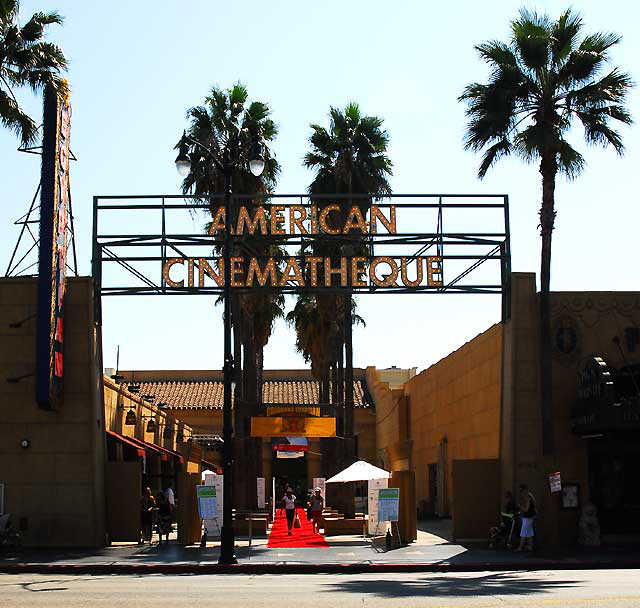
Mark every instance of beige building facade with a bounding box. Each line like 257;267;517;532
374;272;640;545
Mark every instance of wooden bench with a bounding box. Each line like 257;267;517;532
233;516;269;536
323;517;367;536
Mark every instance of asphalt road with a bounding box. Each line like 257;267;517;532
1;570;639;607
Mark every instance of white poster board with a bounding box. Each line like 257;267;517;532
312;477;326;498
367;477;389;534
272;477;276;520
203;471;223;534
257;477;265;509
196;485;217;519
377;487;400;522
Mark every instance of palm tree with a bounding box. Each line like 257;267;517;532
298;103;392;496
177;84;282;507
303;102;392;404
1;0;67;145
459;8;633;455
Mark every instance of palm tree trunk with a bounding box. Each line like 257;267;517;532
539;154;557;456
343;295;356;519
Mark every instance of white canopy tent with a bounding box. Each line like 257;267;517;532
325;460;391;483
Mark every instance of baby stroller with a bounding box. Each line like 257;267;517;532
489;511;516;550
0;514;21;549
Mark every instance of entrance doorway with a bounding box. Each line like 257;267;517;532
272;451;308;507
588;433;640;535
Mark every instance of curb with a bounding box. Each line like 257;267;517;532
2;560;640;575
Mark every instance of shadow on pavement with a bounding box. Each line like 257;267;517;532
319;571;581;597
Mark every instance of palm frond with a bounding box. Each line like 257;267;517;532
478;138;512;179
0;87;37;145
512;8;551;70
550;8;581;64
555;139;585;178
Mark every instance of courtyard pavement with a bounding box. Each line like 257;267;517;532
1;520;639;574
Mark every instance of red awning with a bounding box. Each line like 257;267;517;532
106;430;145;457
202;460;223;474
124;435;184;464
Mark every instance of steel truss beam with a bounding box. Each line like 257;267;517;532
92;193;511;317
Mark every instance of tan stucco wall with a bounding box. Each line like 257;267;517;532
103;378;194;451
503;273;640;546
368;367;407;469
0;277;106;547
404;323;503;512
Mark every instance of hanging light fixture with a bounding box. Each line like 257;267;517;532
125;407;136;426
248;138;265;177
145;417;156;433
175;131;192;177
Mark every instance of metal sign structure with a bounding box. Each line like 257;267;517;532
92;193;511;318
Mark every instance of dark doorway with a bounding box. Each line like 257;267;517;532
587;433;640;534
428;463;438;517
272;451;308;507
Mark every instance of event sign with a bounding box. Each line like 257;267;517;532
196;485;217;519
203;471;223;531
377;488;400;522
251;416;336;437
36;87;71;409
368;478;389;534
257;477;265;509
313;478;326;499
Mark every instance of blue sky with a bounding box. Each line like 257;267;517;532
2;0;639;373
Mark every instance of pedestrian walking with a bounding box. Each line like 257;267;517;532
140;487;156;545
308;487;324;534
516;483;536;552
282;487;297;536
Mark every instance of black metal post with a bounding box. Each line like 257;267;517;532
219;164;237;565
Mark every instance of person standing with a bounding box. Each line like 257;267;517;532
516;484;536;552
164;486;175;508
156;491;173;545
140;487;156;545
309;487;324;534
282;487;297;536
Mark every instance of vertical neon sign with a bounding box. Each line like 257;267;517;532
36;86;70;409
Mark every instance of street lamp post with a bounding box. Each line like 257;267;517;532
176;133;264;565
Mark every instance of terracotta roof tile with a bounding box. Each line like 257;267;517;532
120;379;370;410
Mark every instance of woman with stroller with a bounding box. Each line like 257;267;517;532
516;484;536;552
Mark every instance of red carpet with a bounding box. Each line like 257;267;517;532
267;508;329;548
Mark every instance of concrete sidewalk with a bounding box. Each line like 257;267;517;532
2;525;639;574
